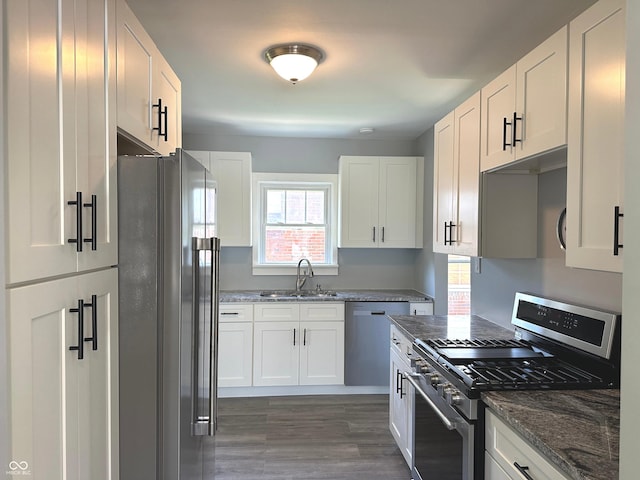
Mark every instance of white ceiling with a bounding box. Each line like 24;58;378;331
126;0;596;140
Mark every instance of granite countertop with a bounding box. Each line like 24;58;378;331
389;315;620;480
220;289;431;303
389;314;514;341
483;390;620;480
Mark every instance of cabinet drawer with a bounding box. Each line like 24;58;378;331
219;303;254;323
390;325;413;364
485;410;571;480
254;303;300;321
300;302;345;321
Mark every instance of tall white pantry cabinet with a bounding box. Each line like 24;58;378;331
4;0;119;479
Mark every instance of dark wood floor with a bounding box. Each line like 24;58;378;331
206;394;412;480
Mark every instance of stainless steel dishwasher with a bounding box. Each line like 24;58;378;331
345;301;410;386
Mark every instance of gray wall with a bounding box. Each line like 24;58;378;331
184;133;429;292
471;167;623;329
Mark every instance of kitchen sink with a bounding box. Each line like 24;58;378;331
259;290;337;298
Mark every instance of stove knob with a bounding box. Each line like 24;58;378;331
419;364;431;374
429;373;440;387
446;389;462;406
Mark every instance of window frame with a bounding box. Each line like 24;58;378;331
252;173;339;275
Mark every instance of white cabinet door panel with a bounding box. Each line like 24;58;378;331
339;157;379;247
379;157;417;248
253;321;299;386
299;321;344;385
567;0;625;272
219;322;253;387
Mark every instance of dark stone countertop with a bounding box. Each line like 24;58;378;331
389;314;620;480
482;390;619;480
220;289;431;303
389;314;515;341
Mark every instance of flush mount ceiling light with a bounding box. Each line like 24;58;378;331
264;44;324;84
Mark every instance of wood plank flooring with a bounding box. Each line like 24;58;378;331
206;394;412;480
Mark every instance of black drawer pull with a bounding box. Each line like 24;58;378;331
83;295;98;351
83;194;97;251
69;299;85;360
371;311;386;315
513;462;534;480
614;206;623;255
67;191;83;252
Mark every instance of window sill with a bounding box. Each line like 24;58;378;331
252;264;339;276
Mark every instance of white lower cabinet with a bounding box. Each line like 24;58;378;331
389;325;414;466
248;302;345;387
218;304;253;387
7;268;119;480
485;410;571;480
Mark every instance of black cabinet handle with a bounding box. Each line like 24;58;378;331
152;98;168;141
83;295;98;351
293;328;296;346
512;112;523;146
448;222;457;245
444;221;449;246
69;299;85;360
372;226;376;243
303;328;307;346
513;462;534;480
163;103;169;142
396;369;402;395
83;194;97;251
502;117;511;151
614;206;623;256
371;311;386;315
382;226;385;243
67;192;83;252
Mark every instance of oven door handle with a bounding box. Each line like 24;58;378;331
404;372;457;431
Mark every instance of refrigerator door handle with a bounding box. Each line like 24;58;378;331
190;236;221;437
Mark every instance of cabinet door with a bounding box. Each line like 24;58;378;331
76;0;118;272
8;275;78;479
453;93;480;256
209;152;253;246
151;54;182;156
379;157;418;248
6;0;78;283
339;156;380;247
480;65;517;172
566;0;625;273
76;269;119;480
516;26;568;160
253;321;299;386
116;0;153;145
218;322;253;387
7;269;118;480
433;113;456;253
299;321;345;385
389;348;412;466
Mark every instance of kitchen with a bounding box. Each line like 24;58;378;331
1;1;639;479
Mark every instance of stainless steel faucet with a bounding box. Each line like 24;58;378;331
296;258;314;291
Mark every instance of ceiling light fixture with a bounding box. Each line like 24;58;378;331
264;44;324;84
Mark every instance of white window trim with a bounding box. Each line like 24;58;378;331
252;173;339;275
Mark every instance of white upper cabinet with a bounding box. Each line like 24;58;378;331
481;26;568;172
566;0;625;273
433;93;481;256
5;0;118;285
433;93;537;258
116;0;181;155
187;151;253;246
339;156;424;248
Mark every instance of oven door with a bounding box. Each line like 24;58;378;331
404;372;475;480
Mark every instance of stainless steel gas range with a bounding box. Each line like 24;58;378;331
404;292;621;480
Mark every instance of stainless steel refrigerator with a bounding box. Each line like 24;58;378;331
117;149;219;480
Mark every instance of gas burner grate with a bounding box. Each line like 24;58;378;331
426;338;526;349
461;359;605;390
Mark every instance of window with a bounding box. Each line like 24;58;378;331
252;173;338;275
448;255;470;315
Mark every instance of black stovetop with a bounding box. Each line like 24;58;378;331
414;337;617;397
